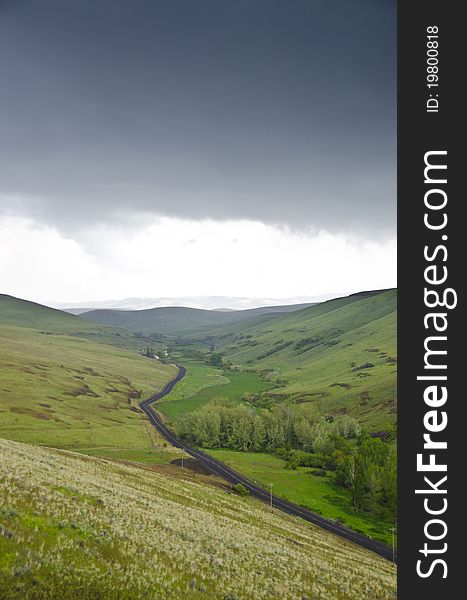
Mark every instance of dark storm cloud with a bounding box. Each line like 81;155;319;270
0;0;395;234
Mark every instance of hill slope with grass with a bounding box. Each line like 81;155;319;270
81;303;314;336
0;322;177;462
0;294;142;348
187;289;397;431
0;437;396;599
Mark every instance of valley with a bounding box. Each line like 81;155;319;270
0;290;397;596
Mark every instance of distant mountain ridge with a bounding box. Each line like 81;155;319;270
0;293;318;340
81;303;317;336
52;294;337;314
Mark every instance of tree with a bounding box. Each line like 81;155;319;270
209;353;223;367
293;418;315;452
263;408;287;450
250;415;266;451
380;449;397;519
343;454;365;509
334;415;361;439
338;438;391;512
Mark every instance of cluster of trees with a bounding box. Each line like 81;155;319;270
176;400;396;519
177;401;360;454
278;439;396;517
335;438;396;515
143;347;169;361
208;353;224;367
177;402;269;451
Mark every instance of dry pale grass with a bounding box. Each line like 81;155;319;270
0;437;396;599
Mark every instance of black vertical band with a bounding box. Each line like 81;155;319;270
398;2;462;597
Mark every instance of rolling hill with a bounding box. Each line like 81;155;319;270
0;294;108;333
0;322;177;461
0;437;396;599
176;289;397;431
0;295;178;462
54;294;323;313
0;294;143;349
80;302;315;336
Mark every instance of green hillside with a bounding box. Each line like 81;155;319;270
0;294;142;349
81;303;313;336
0;323;177;462
182;289;397;431
0;437;396;599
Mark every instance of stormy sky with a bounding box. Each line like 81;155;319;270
0;0;396;305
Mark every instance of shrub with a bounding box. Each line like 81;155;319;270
232;483;249;497
308;469;327;477
352;362;375;372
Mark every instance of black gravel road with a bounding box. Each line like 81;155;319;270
140;365;395;563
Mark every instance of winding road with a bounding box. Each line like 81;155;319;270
140;365;395;563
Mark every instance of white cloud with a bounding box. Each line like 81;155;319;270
0;214;396;305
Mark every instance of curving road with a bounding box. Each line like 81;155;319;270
140;365;395;563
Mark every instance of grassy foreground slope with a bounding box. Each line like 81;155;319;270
0;437;396;599
0;323;177;461
210;289;397;431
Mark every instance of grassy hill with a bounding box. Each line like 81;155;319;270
81;303;314;336
203;289;397;431
0;437;396;599
0;322;178;463
0;294;144;349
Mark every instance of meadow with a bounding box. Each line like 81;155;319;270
157;359;274;421
78;290;397;434
0;437;397;599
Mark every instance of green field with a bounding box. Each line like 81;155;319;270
0;437;396;599
0;323;178;463
157;359;229;404
207;449;395;546
158;360;274;421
